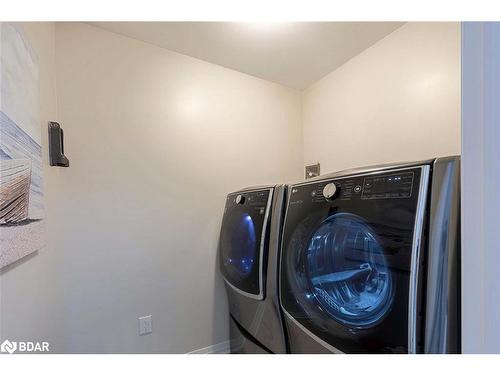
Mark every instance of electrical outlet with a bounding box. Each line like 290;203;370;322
139;315;152;336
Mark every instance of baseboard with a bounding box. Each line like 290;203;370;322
188;340;231;354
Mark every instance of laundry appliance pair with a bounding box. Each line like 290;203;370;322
218;156;460;354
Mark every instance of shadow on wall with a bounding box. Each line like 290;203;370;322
0;251;39;277
205;215;229;354
211;216;230;353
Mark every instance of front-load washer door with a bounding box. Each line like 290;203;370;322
219;188;273;299
281;166;429;353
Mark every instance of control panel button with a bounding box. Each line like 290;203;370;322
235;194;245;204
323;183;338;200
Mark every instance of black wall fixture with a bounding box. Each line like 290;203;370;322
48;121;69;167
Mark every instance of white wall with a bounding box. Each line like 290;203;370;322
461;22;500;353
49;23;302;353
0;22;65;349
302;22;461;174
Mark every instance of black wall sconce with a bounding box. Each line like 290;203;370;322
48;121;69;167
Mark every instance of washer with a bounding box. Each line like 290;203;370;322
219;185;288;353
280;157;460;353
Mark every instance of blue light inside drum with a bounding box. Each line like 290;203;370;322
229;214;257;277
306;213;394;328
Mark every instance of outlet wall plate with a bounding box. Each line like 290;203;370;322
139;315;152;336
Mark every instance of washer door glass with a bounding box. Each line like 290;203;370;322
219;189;271;297
222;213;257;278
305;213;394;328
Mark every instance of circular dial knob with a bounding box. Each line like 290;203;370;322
235;194;245;204
323;183;338;200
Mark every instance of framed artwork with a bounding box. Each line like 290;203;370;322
0;23;45;269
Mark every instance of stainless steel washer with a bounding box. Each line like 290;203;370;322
219;185;288;353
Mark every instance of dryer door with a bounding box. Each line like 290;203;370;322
305;213;395;329
219;189;273;299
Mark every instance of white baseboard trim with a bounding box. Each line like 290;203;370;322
188;340;231;354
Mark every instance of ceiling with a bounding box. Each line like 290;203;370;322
90;22;404;90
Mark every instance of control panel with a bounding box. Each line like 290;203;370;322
290;169;418;205
361;172;414;200
226;190;271;214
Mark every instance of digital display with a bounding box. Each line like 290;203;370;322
361;172;414;199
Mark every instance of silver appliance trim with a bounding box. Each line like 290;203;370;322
228;185;275;195
424;156;460;353
280;165;431;353
289;164;432;189
408;165;430;353
223;187;274;301
291;159;435;186
283;310;344;354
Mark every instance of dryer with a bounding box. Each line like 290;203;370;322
279;157;460;353
219;185;287;354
